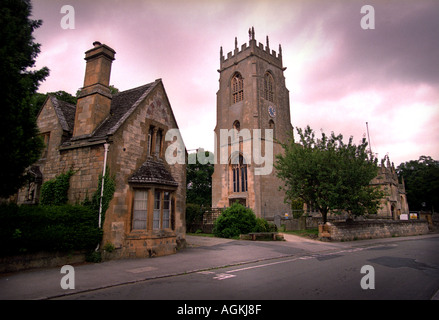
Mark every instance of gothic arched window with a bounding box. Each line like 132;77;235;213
268;119;275;139
231;155;248;193
233;120;240;132
264;72;274;102
232;73;244;104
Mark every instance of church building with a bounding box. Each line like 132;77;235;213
371;155;409;219
17;42;187;258
211;28;293;218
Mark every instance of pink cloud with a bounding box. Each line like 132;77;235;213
31;0;439;163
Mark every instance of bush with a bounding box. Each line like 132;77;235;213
213;202;257;238
0;203;102;256
253;217;277;233
186;203;204;231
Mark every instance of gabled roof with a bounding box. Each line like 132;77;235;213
50;78;184;154
128;159;178;187
92;81;157;139
48;95;76;134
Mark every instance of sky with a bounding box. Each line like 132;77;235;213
30;0;439;166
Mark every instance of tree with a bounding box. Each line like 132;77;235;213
0;0;49;197
274;126;384;223
397;156;439;212
186;150;214;207
30;90;77;118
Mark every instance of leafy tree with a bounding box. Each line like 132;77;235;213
30;90;77;118
275;126;384;223
397;156;439;212
186;150;214;207
0;0;49;197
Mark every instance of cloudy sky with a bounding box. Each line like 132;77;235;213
31;0;439;166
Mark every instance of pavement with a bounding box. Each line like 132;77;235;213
0;233;437;300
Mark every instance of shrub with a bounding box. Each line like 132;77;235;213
185;203;203;231
253;217;277;232
213;202;257;238
0;203;102;256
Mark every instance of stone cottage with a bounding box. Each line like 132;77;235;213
17;41;187;258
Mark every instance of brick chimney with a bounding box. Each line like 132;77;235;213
73;41;116;138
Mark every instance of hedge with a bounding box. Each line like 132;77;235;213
0;203;102;256
213;202;257;238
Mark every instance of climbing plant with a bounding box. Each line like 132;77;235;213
40;170;75;205
83;167;116;228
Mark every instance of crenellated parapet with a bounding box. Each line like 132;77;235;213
219;27;284;72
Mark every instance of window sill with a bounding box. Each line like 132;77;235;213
126;229;176;239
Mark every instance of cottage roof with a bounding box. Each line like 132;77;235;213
51;79;162;145
92;81;157;139
49;95;76;134
128;159;178;187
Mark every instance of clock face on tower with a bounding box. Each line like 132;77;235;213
268;105;276;118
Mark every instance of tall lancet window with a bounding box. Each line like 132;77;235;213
231;155;248;193
232;73;244;104
264;72;274;102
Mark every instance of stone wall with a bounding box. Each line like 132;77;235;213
322;220;429;241
0;251;86;273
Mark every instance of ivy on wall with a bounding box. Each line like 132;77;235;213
83;167;116;228
39;170;75;206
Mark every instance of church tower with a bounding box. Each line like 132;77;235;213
211;28;293;218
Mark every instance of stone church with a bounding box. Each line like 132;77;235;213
211;28;409;221
211;28;293;218
371;155;409;219
17;42;187;258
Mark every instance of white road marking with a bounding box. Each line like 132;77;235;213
195;245;391;281
213;273;236;280
224;245;389;274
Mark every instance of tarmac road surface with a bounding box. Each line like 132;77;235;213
1;233;438;300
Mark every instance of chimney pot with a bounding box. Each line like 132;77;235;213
73;42;115;138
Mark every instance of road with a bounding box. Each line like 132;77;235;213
56;235;439;300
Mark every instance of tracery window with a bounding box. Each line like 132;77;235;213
232;73;244;104
231;155;248;193
264;72;274;102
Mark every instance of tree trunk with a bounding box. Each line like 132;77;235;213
320;209;328;224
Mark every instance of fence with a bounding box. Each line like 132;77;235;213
187;208;325;233
187;207;223;233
